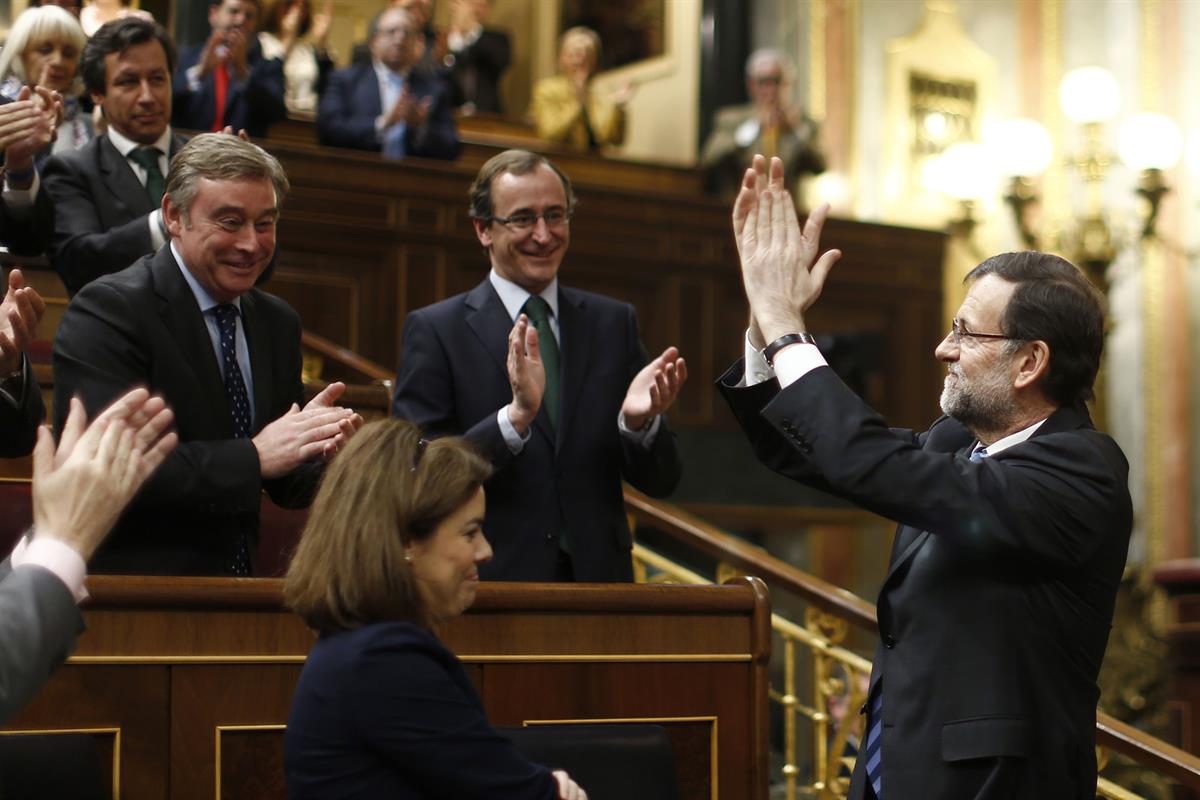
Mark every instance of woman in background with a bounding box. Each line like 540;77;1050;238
258;0;333;117
529;26;632;153
284;419;587;800
0;5;89;156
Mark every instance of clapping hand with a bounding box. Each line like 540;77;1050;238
32;389;177;561
732;155;840;346
0;270;46;376
621;346;687;431
505;315;545;435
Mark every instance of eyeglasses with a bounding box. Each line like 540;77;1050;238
490;209;573;230
949;318;1017;346
753;74;783;86
411;437;428;473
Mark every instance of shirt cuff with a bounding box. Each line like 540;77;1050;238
3;169;39;209
496;406;529;454
12;534;88;603
617;411;660;449
742;329;773;386
774;342;827;388
148;209;166;250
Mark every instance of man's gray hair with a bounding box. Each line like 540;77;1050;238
165;134;290;219
744;48;793;82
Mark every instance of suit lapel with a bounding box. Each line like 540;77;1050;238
150;249;230;432
97;136;154;217
361;64;384;117
555;285;590;455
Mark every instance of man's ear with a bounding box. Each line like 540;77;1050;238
1013;339;1050;391
472;218;493;248
163;196;184;238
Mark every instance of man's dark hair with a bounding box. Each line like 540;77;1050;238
965;251;1105;408
468;149;577;221
81;16;177;97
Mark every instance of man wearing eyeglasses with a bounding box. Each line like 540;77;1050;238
392;149;686;582
700;48;825;199
720;157;1131;800
317;6;459;161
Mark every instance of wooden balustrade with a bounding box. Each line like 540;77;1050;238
3;576;771;800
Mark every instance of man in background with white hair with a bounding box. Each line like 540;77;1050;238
700;48;825;198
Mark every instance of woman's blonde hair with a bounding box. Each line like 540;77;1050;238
0;6;87;92
284;418;491;633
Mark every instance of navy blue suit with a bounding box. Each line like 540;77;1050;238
317;62;460;160
285;622;557;799
720;363;1132;800
392;279;681;582
172;41;286;137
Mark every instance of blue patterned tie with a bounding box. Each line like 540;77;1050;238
214;304;252;575
864;690;883;797
970;446;989;463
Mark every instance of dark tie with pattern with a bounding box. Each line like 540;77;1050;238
865;689;883;797
214;304;253;575
128;146;165;207
520;295;560;430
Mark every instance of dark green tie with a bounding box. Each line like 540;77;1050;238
521;294;560;430
128;146;165;206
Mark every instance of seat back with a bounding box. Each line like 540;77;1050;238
0;733;107;800
498;723;680;800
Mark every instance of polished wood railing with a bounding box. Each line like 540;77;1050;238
623;486;1200;799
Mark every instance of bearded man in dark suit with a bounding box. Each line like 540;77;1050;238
721;157;1131;800
54;134;362;576
43;16;186;296
392;149;686;582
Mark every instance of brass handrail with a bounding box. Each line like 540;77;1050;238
623;485;1200;794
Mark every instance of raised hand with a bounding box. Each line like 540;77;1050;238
505;314;544;434
32;389;177;561
552;770;588;800
0;269;47;376
304;381;364;459
621;346;688;431
733;155;841;345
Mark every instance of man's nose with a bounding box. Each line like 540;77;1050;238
934;331;958;362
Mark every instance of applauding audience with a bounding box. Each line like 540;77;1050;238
0;269;48;457
0;386;176;723
284;420;587;800
0;6;90;159
53;134;361;576
317;7;459;161
529;27;632;153
258;0;334;117
0;85;59;256
42;16;183;295
172;0;286;137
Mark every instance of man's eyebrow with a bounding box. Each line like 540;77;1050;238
209;205;280;218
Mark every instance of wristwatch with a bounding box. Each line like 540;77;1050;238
763;332;816;367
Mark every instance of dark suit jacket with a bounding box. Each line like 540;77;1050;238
285;622;557;799
42;133;186;296
720;363;1132;800
172;41;287;137
317;62;460;160
0;556;82;723
0;354;43;458
392;279;681;582
448;29;510;114
52;246;321;575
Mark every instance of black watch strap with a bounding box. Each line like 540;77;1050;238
763;332;816;367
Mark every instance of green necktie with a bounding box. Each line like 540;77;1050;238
128;146;165;206
521;295;560;430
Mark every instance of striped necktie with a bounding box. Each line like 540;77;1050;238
864;690;883;797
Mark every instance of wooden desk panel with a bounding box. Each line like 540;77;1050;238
3;577;770;800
